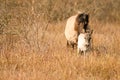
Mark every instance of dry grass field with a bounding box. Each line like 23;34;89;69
0;0;120;80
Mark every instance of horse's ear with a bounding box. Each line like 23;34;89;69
86;13;89;23
86;13;89;17
90;30;93;35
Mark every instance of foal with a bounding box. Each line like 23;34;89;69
77;31;93;55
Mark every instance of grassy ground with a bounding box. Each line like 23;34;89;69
0;0;120;80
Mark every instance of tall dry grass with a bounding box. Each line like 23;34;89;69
0;0;120;80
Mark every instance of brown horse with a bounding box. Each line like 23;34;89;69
65;12;89;49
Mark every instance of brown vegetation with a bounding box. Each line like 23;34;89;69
0;0;120;80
